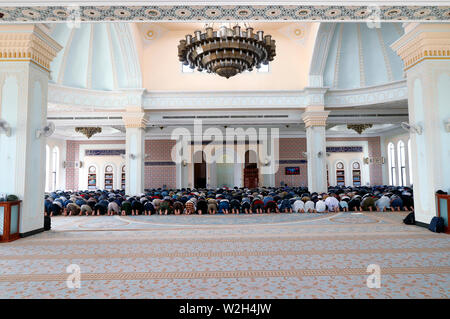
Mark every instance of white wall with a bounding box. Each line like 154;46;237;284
140;23;319;92
325;140;369;187
327;153;365;187
45;137;66;192
382;131;412;187
78;144;125;190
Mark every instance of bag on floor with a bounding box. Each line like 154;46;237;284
44;215;51;231
428;216;444;233
403;212;415;225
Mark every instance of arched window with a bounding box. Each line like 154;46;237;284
397;141;406;186
388;142;397;185
352;162;361;186
88;166;97;190
408;139;413;185
336;161;345;186
104;165;114;190
51;146;59;191
45;145;50;192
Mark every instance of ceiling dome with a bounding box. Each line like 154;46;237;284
49;23;142;91
321;23;405;89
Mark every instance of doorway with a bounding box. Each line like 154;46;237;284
194;151;206;188
244;150;259;188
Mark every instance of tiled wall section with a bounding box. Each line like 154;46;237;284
145;166;176;189
66;140;177;190
275;138;308;187
326;136;383;185
145;140;176;162
65;137;382;190
144;140;176;189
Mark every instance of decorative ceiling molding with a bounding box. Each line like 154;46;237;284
112;23;143;89
332;23;344;88
46;80;408;113
143;90;308;110
0;24;62;72
47;83;145;111
106;24;119;90
308;22;336;87
391;23;450;72
140;23;168;45
86;24;94;89
356;23;366;87
0;5;449;23
325;79;407;107
376;27;394;82
277;22;310;47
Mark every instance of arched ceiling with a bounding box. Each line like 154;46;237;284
48;21;406;93
311;22;405;89
49;23;142;91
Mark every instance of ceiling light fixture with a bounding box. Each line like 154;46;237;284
178;24;276;79
347;124;373;134
75;127;102;139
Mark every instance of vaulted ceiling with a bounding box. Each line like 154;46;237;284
322;23;405;89
49;23;142;90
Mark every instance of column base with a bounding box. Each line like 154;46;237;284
414;221;430;229
20;227;45;238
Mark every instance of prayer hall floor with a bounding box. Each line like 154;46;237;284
0;212;449;298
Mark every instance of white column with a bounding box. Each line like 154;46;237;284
0;25;61;234
379;135;389;185
176;157;189;189
392;23;450;224
302;109;330;194
404;137;411;187
123;107;147;195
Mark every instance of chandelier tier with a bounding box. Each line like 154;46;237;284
75;127;102;139
347;124;373;134
178;25;276;79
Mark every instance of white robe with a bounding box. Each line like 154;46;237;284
292;200;305;213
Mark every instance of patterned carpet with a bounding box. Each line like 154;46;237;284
0;212;449;299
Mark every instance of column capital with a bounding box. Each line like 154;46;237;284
122;107;148;129
301;110;330;128
391;23;450;72
0;24;62;72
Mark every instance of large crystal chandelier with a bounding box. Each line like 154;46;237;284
178;24;276;79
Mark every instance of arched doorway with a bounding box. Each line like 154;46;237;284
193;151;206;189
244;150;259;188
